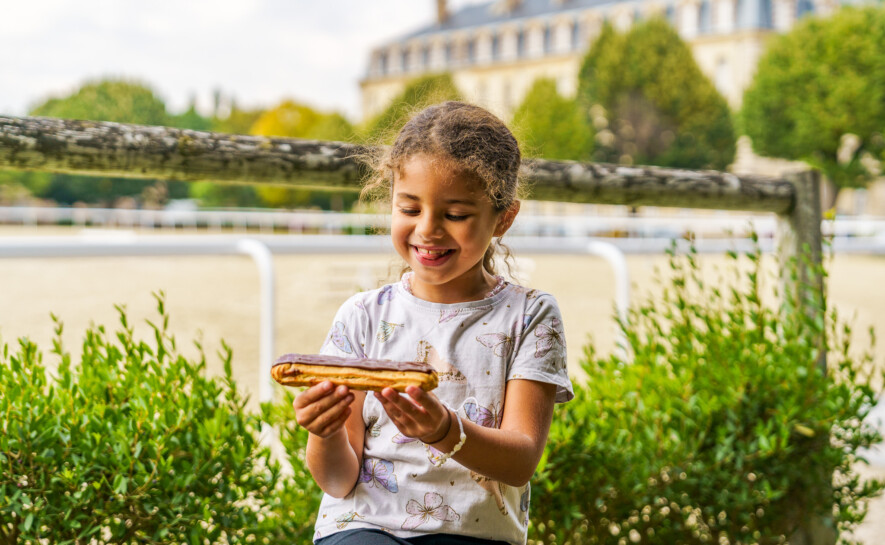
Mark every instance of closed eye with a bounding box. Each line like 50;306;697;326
398;208;420;216
446;214;469;221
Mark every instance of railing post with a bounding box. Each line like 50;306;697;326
776;170;832;545
776;169;825;369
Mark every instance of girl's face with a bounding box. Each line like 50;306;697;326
391;154;518;304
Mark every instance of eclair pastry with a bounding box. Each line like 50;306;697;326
271;353;439;392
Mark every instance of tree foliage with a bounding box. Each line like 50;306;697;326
361;73;462;144
30;79;168;126
741;5;885;191
22;79;181;206
511;78;594;161
578;19;735;170
249;100;354;142
247;101;357;209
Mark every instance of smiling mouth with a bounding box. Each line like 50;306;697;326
412;246;454;263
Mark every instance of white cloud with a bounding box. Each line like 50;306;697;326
0;0;482;121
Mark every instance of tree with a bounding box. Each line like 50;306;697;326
30;79;168;126
511;78;594;160
249;100;355;141
361;73;462;143
741;6;885;204
23;79;177;206
248;101;357;208
578;19;736;170
211;103;265;135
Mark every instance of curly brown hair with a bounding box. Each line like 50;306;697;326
362;101;522;277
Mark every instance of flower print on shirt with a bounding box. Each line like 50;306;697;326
476;324;520;359
401;492;460;530
392;433;446;466
335;511;364;529
326;321;365;357
464;400;502;429
377;320;402;343
366;415;382;438
439;308;462;323
463;398;508;514
520;485;530;526
377;284;394;305
534;316;565;359
359;457;399;493
417;340;466;383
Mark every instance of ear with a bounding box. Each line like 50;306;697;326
493;200;520;237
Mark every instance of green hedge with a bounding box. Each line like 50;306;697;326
529;243;884;544
0;295;318;544
1;245;882;544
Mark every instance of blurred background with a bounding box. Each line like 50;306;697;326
1;0;884;539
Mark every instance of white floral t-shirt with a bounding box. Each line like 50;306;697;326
312;278;573;545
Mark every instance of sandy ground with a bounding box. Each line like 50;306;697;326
1;226;884;539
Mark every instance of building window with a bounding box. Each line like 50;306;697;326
797;0;814;17
699;0;712;33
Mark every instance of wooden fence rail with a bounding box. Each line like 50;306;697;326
0;113;828;544
1;115;796;212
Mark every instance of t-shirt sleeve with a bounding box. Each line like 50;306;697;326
318;294;370;359
507;294;574;403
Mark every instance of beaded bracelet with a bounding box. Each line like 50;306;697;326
428;409;466;467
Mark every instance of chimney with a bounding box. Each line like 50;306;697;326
437;0;449;24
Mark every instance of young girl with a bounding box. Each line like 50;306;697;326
291;101;573;545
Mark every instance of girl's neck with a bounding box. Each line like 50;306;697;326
402;271;506;304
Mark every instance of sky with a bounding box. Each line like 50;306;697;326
0;0;483;122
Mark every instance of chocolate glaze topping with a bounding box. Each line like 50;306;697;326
273;353;435;374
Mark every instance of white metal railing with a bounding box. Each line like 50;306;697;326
0;234;630;405
4;205;885;237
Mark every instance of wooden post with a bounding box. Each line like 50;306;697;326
776;169;832;545
776;169;825;370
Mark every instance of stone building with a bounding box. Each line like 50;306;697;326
359;0;840;121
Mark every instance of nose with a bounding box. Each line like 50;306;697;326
415;212;443;240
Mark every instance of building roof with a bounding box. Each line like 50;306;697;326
401;0;623;41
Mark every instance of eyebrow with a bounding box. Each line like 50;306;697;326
395;192;478;206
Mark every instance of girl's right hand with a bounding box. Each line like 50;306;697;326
293;381;356;439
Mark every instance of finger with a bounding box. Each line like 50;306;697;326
316;406;352;437
307;392;355;431
403;386;435;413
376;390;410;423
387;387;430;417
296;386;352;425
293;381;338;409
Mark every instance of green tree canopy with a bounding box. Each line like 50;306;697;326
741;5;885;195
30;79;168;125
22;79;182;206
210;104;265;135
578;19;735;170
248;101;357;208
361;73;463;144
168;104;212;131
249;100;355;141
511;78;594;160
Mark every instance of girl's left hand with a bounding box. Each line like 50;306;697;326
376;386;451;444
